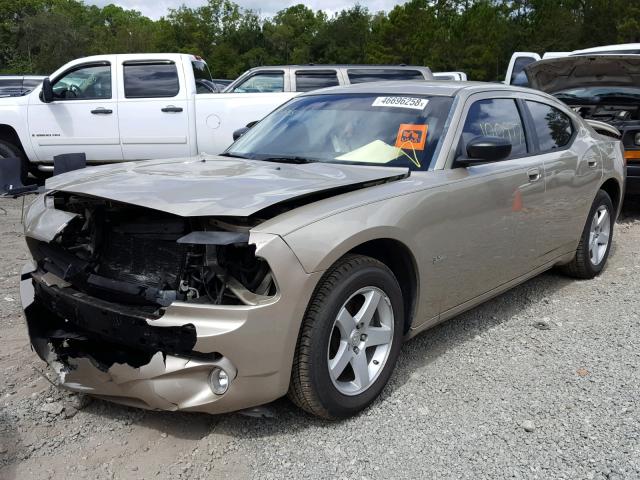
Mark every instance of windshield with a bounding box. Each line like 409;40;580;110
226;93;454;171
553;86;640;104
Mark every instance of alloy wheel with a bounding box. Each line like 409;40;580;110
589;205;611;266
327;286;394;396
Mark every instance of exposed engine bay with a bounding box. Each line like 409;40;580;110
571;104;640;126
28;193;277;312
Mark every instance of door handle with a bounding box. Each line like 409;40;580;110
161;106;183;113
91;108;113;115
588;160;598;168
527;168;541;182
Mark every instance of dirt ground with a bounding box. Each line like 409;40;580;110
0;195;639;480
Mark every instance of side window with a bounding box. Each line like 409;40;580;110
51;64;111;100
461;99;528;158
510;57;537;85
347;69;425;84
123;62;179;99
295;71;339;92
232;72;284;93
526;101;573;152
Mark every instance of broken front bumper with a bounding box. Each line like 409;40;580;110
21;233;322;414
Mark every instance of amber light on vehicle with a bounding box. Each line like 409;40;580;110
624;150;640;161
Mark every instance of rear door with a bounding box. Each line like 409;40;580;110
117;57;191;160
437;94;547;314
27;61;122;162
504;52;540;86
522;99;602;260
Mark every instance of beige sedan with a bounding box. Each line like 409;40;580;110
21;82;624;418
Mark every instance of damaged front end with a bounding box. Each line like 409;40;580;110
20;192;310;413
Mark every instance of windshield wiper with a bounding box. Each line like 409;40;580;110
219;152;251;159
258;156;317;164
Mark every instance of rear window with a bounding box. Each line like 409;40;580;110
347;69;425;84
526;101;573;152
295;70;340;92
124;61;179;98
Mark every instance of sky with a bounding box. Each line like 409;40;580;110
86;0;408;20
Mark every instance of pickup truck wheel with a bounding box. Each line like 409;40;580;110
288;254;403;419
0;139;28;184
561;190;613;279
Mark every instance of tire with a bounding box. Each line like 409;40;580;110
561;189;614;279
0;139;28;184
288;254;404;419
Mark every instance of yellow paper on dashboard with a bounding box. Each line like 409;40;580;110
336;140;403;164
337;139;421;168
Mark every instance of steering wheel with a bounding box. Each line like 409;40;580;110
66;84;80;98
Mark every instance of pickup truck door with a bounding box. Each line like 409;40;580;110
117;58;191;160
27;61;123;162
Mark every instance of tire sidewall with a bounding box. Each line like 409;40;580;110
306;262;404;418
581;190;614;276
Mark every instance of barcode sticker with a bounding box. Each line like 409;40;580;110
372;96;429;110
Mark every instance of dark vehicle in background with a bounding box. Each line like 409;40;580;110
223;65;433;93
0;75;45;97
522;55;640;194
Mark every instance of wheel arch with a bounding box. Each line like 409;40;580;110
0;124;27;158
599;177;621;215
347;238;419;334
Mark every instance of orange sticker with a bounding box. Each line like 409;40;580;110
395;124;428;151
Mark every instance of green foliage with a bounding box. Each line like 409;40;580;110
0;0;639;79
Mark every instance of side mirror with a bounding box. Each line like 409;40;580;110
456;136;512;167
41;78;54;103
232;121;259;141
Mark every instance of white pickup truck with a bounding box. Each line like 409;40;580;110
0;53;298;177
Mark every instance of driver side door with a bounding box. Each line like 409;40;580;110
27;61;122;163
436;95;548;315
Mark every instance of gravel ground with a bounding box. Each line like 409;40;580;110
1;195;639;480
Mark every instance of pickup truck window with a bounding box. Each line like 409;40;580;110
52;63;111;100
232;72;284;93
295;70;339;92
347;69;425;84
123;61;179;99
192;60;214;94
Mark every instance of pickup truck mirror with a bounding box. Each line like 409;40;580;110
232;121;259;141
41;78;54;103
456;136;512;167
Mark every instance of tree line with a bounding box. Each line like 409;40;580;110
1;0;639;81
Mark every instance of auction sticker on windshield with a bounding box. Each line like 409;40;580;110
372;96;429;110
395;124;428;151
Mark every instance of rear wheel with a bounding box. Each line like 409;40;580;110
561;189;614;279
288;254;404;419
0;139;28;184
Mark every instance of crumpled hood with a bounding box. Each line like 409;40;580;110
525;55;640;93
45;156;409;217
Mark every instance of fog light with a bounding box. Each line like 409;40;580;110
635;132;640;146
208;367;229;395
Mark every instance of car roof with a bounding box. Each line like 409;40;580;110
300;80;537;97
245;64;431;70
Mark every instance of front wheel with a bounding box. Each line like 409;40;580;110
561;189;614;279
288;254;404;419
